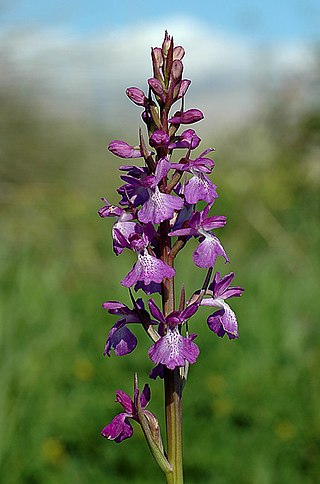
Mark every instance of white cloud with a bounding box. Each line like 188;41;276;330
0;18;316;131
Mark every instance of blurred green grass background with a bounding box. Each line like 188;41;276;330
0;79;320;484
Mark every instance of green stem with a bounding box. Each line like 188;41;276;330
164;368;183;484
160;220;184;484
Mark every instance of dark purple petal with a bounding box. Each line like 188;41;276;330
134;281;162;294
140;384;151;409
149;363;165;380
207;305;239;339
180;303;199;321
193;235;229;268
104;324;137;357
208;272;244;300
115;390;134;414
148;299;166;324
117;183;149;207
108;140;142;159
101;413;133;443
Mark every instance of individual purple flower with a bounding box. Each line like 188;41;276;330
121;249;175;287
171;148;217;204
147;299;200;370
169;108;204;125
101;384;152;443
140;158;184;223
118;165;150;207
169;205;228;268
108;140;142;159
122;157;183;224
98;198;138;255
138;186;184;224
168;129;201;150
201;272;244;339
102;299;152;356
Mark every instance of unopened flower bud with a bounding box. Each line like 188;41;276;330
108;140;142;158
162;30;171;56
126;87;147;106
169;109;204;125
171;60;183;82
148;78;166;102
149;130;170;148
176;79;191;99
152;47;163;68
173;46;185;61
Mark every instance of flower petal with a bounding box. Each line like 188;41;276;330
101;413;133;443
207;304;239;339
184;173;218;205
193;234;229;268
138;188;183;224
121;251;175;287
148;327;199;370
104;324;137;357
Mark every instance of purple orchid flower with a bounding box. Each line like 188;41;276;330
121;249;175;287
115;224;175;288
169;205;228;268
98;198;139;255
118;165;150;207
171;148;217;204
101;384;153;442
138;158;183;224
147;299;200;370
201;272;244;339
168;129;201;150
102;299;153;357
121;157;184;224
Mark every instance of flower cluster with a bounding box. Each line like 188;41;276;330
99;32;243;445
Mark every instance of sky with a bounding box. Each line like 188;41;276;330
1;0;318;131
1;0;319;43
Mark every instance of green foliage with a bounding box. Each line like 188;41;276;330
0;90;319;483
